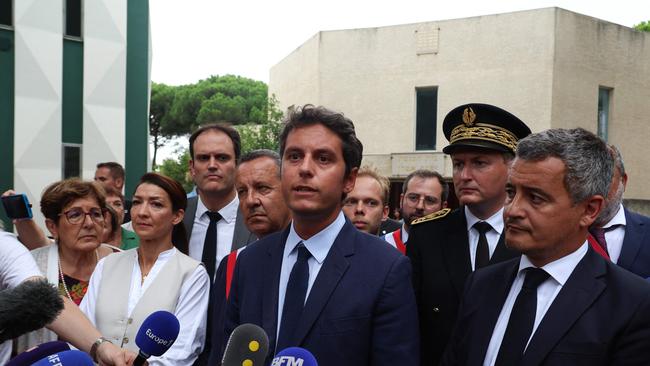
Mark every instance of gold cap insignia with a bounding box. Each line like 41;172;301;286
462;107;476;126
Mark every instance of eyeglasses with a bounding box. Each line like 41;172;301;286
59;207;105;225
404;193;440;208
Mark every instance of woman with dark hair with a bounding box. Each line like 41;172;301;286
14;179;119;354
80;173;209;365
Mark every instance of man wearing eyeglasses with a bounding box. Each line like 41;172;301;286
406;103;532;365
383;170;448;255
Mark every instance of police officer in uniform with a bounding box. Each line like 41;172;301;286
406;103;531;365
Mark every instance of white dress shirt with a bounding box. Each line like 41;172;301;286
602;203;626;264
188;195;239;274
276;211;346;339
483;242;588;366
465;206;504;270
0;231;43;364
80;248;210;366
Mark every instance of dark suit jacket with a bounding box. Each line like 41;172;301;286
406;208;518;366
618;208;650;279
224;220;420;366
442;247;650;366
183;196;256;252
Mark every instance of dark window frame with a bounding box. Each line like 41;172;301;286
62;143;82;179
0;0;13;29
64;0;83;40
415;86;438;151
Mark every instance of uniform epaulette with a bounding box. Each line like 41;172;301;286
410;208;451;226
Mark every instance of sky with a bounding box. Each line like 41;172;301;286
149;0;649;160
150;0;649;85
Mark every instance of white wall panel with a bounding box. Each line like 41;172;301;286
14;0;63;228
82;0;127;179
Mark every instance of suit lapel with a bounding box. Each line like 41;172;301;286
292;222;353;345
183;196;198;241
466;262;519;365
442;209;472;296
264;228;290;352
490;232;519;263
522;249;607;366
618;208;646;268
231;208;256;252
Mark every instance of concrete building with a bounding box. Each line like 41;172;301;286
0;0;150;228
269;7;650;212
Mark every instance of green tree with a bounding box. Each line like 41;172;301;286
157;148;194;193
634;21;650;32
150;82;175;168
236;95;285;154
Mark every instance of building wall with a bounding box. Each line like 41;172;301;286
550;11;650;200
0;0;150;229
83;0;128;179
269;7;650;208
13;0;64;228
270;8;557;158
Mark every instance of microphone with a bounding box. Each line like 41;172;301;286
271;347;318;366
222;323;269;366
32;350;94;366
6;341;70;366
133;310;180;366
0;279;64;342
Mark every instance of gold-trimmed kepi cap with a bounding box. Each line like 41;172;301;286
442;103;531;154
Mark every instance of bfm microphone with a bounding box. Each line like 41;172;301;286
0;279;64;342
271;347;318;366
32;350;94;366
221;323;270;366
6;341;70;366
133;310;180;366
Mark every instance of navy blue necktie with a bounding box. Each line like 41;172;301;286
495;267;550;365
202;211;221;282
277;244;311;352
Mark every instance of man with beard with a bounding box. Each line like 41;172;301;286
589;145;650;279
383;170;448;254
342;167;390;236
407;103;531;365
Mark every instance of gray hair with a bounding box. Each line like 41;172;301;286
516;128;613;203
239;149;281;177
610;145;626;177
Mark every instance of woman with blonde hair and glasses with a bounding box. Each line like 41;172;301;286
14;178;119;353
81;173;209;365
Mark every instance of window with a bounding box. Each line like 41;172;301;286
0;0;11;27
415;87;438;150
65;0;82;38
63;144;82;178
598;87;612;141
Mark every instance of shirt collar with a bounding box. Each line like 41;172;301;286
604;203;626;229
285;211;346;264
464;206;505;235
196;195;239;224
519;241;588;286
401;222;409;242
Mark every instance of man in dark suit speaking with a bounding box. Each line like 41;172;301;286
442;128;650;366
225;105;419;365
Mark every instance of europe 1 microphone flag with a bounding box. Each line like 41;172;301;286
133;310;180;366
221;323;270;366
271;347;318;366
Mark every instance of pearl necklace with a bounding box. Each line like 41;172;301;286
58;248;99;300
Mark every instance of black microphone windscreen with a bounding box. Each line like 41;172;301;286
222;323;269;366
0;279;64;342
